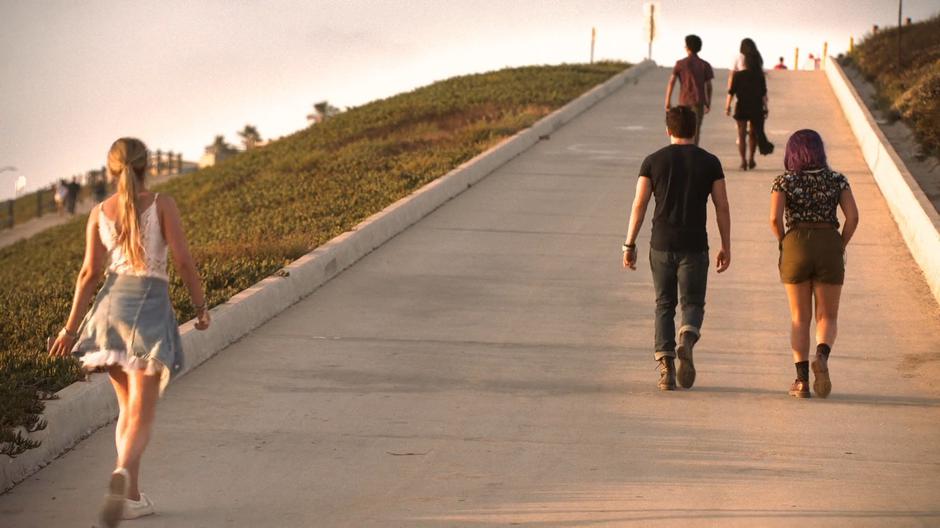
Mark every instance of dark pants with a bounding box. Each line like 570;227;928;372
690;104;706;146
649;248;709;360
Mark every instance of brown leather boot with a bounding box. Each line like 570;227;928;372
812;354;831;398
789;378;811;398
676;333;697;389
658;357;676;391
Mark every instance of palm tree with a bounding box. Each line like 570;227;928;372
238;125;262;150
307;101;341;124
208;135;234;155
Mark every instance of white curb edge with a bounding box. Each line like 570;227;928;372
1;60;656;492
824;58;940;306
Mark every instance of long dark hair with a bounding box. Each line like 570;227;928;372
784;130;828;172
740;38;763;71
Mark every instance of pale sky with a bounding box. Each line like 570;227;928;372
1;0;936;200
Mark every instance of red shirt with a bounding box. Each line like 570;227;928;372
672;55;714;107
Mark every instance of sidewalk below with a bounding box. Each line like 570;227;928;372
1;68;938;527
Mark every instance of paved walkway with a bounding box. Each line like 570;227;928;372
0;199;95;248
2;68;939;527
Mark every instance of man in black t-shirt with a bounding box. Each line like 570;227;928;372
622;106;731;391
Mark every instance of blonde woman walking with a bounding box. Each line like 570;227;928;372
48;137;210;526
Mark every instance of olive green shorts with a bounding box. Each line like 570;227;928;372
779;227;845;285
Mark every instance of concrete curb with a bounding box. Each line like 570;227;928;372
824;58;940;307
1;60;655;492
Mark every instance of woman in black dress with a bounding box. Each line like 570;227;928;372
725;48;767;170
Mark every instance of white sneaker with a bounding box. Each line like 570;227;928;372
100;468;129;528
123;493;156;520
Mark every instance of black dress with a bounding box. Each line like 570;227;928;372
729;69;767;121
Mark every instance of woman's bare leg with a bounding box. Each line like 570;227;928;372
784;282;814;363
812;282;841;397
813;282;842;347
736;120;747;165
117;369;161;501
107;366;129;466
747;122;758;164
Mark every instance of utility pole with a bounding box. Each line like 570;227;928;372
897;0;903;67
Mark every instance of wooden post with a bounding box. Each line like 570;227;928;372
822;42;828;67
794;47;799;70
850;36;854;53
589;27;595;64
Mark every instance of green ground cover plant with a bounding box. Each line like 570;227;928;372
843;14;940;156
0;62;628;456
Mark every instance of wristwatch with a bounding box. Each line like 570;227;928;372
622;242;636;252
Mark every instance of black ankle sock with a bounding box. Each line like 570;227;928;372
816;344;831;360
795;361;809;382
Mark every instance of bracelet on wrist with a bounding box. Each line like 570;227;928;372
59;327;78;339
621;242;637;252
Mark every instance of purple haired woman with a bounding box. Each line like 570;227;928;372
770;130;859;398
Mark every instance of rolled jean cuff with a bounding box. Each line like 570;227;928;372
678;325;701;340
654;350;677;360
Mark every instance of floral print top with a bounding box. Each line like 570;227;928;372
771;168;850;230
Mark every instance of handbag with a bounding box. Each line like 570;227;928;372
756;115;775;156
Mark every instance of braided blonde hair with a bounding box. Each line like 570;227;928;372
107;138;150;271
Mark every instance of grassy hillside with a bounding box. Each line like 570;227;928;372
0;62;628;456
844;14;940;156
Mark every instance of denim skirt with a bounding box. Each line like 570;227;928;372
72;273;184;395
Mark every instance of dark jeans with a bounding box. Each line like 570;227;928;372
649;248;709;360
690;104;706;146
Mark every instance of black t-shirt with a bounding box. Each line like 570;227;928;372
638;144;724;252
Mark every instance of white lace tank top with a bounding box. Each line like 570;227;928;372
98;194;169;281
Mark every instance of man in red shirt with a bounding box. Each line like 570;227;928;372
665;35;714;146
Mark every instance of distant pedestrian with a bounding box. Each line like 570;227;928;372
774;56;788;70
622;106;732;391
665;34;714;145
726;38;763;90
770;130;859;399
66;177;80;214
48;137;210;527
806;53;821;70
725;43;772;170
54;179;67;216
93;173;108;203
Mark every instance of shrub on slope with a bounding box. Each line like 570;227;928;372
846;15;940;156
